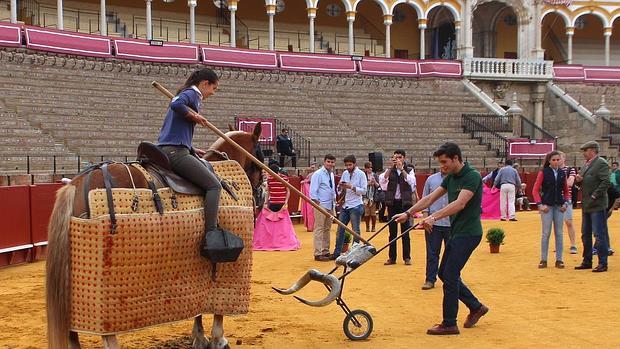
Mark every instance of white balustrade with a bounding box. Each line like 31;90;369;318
463;58;554;81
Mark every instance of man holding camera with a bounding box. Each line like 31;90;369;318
380;149;417;265
276;128;296;168
332;155;366;258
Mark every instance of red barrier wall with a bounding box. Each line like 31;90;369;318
287;176;302;214
0;186;32;267
29;183;62;260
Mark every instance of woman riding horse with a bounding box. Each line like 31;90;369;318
157;68;234;245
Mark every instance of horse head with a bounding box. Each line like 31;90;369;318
206;122;264;204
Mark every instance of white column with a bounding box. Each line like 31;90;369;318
532;0;544;59
604;28;611;66
308;7;316;53
419;19;427;59
100;0;107;35
566;27;574;64
462;0;473;58
188;0;196;43
10;0;17;23
454;21;461;59
229;0;238;47
267;4;275;50
384;15;392;58
57;0;64;30
146;0;152;40
347;11;355;55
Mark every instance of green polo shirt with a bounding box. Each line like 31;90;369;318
441;163;483;237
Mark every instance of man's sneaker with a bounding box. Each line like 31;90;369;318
427;324;460;335
464;304;489;328
570;246;578;254
609;248;615;256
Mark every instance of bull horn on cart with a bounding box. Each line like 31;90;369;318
272;269;341;307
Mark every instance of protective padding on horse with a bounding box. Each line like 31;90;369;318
69;160;254;335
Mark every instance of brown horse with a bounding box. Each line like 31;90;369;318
46;124;263;349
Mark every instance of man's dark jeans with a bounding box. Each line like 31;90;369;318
425;225;450;283
387;200;411;262
279;153;296;168
582;209;609;267
438;235;482;327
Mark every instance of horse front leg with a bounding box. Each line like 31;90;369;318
209;314;230;349
69;331;82;349
192;315;210;349
102;335;120;349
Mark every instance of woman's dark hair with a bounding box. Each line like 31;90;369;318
543;150;562;168
433;142;462;162
177;68;219;94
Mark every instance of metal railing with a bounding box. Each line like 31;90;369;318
233;117;312;169
461;114;509;158
600;117;620;147
463;58;554;81
519;115;557;144
0;155;132;175
461;113;513;133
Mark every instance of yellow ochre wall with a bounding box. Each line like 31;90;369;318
494;8;517;58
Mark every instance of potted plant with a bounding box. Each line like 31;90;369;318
342;232;353;253
486;227;505;253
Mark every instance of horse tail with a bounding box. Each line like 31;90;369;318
46;184;76;349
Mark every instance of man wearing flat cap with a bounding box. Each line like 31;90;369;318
575;141;610;272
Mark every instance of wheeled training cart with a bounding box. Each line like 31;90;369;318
274;218;420;340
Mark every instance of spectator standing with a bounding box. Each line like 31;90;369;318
574;141;610;273
332;155;367;258
421;169;450;290
276;128;296;168
394;142;488;335
380;149;417;265
309;154;337;262
610;161;620;192
482;161;504;187
560;152;578;254
266;163;289;212
363;162;379;232
515;183;531;211
532;151;570;269
494;159;522;221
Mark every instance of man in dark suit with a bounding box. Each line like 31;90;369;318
574;141;611;272
276;128;296;168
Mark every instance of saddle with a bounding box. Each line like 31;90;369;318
137;142;239;201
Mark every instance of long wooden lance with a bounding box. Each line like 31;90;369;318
151;81;369;245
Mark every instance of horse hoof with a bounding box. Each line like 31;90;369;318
207;340;230;349
192;337;210;349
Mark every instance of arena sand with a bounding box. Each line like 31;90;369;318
1;210;619;349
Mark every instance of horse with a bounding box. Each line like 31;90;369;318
46;123;264;349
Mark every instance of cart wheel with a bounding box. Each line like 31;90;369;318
343;309;373;341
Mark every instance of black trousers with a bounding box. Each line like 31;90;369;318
279;152;297;168
387;200;412;261
160;145;221;231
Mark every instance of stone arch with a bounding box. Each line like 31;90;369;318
389;0;424;19
426;1;461;22
352;0;389;16
571;7;610;28
314;0;353;12
473;0;529;25
541;7;571;28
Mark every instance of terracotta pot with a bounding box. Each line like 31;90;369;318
342;243;350;253
489;243;500;253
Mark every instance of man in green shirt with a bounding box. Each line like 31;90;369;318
395;142;488;335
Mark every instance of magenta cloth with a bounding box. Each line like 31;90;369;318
481;186;501;220
253;206;301;251
301;177;315;232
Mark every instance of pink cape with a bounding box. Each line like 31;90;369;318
481;186;501;220
253;206;301;251
301;177;315;231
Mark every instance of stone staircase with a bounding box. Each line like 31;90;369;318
1;47;502;174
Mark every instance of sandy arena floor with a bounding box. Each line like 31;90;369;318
1;210;619;349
